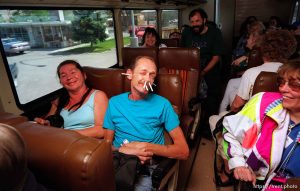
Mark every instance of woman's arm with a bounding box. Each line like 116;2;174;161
34;99;58;125
75;90;108;138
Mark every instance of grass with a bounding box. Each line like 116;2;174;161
66;37;131;53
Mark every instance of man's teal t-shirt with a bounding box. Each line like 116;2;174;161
103;92;179;148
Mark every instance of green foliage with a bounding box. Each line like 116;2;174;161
10;10;49;22
71;10;108;47
0;14;5;23
64;37;130;54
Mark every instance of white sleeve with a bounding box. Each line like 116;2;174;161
223;93;263;170
236;70;253;100
219;79;235;113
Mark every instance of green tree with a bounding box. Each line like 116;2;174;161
71;10;108;47
0;14;5;23
10;10;49;22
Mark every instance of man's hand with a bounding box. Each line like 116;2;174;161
234;166;256;186
119;142;153;164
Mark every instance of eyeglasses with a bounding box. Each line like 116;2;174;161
277;77;300;92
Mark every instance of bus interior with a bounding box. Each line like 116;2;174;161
0;0;299;190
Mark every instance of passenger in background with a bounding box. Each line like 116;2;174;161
169;31;181;40
223;60;300;190
231;30;297;112
104;56;189;191
34;60;108;138
231;21;265;75
0;123;46;191
232;16;257;60
266;16;282;31
141;27;166;48
181;8;224;139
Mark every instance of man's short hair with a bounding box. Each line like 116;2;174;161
189;8;208;20
129;56;157;71
0;123;27;191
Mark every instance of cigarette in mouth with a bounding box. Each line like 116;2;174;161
143;81;147;89
148;82;153;91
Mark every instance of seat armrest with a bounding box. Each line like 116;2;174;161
14;122;115;191
180;114;194;139
152;158;177;190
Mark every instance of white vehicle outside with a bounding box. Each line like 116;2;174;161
2;38;31;54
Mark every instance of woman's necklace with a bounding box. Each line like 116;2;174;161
288;122;296;136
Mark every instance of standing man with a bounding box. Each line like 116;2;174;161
104;56;189;191
181;8;224;138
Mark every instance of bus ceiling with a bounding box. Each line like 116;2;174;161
0;0;207;9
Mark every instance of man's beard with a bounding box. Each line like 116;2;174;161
192;24;205;35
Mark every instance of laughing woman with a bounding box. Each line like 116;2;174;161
35;60;108;138
223;60;300;190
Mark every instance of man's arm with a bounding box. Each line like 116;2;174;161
201;55;220;76
120;126;189;160
230;95;246;112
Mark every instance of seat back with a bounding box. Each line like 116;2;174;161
0;112;28;125
161;38;179;47
247;47;263;69
252;71;278;95
83;67;126;98
14;122;115;191
122;47;158;68
158;47;200;115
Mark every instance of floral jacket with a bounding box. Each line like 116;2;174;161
223;92;290;181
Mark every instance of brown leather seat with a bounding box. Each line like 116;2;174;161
0;111;28;125
247;47;263;69
122;47;158;68
84;67;126;98
14;122;115;191
158;47;200;191
158;47;200;138
252;71;278;95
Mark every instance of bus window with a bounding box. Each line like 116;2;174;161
161;10;179;38
0;9;116;106
121;9;157;47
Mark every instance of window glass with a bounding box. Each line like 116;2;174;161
292;1;299;23
161;10;179;38
121;9;157;47
0;9;116;105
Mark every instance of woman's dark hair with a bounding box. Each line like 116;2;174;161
56;60;92;114
141;27;161;47
239;16;257;36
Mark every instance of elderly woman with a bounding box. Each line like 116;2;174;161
223;60;300;190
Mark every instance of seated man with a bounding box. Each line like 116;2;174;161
104;56;189;191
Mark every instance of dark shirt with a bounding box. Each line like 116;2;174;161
180;25;224;68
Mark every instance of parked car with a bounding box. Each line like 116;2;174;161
8;62;18;87
1;38;30;54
